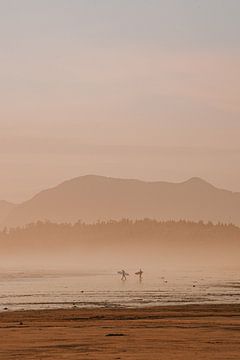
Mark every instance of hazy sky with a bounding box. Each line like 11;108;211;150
0;0;240;201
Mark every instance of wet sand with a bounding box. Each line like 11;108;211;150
0;304;239;359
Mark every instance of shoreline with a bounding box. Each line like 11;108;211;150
1;300;240;313
0;304;239;359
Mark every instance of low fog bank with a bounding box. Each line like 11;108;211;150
1;219;240;271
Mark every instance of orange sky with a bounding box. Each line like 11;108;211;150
0;1;239;201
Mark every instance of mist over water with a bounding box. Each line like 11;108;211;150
1;0;239;316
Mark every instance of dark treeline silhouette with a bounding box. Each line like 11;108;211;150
1;218;239;245
1;218;240;237
1;219;240;266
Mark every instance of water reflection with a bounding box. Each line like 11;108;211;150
0;268;239;311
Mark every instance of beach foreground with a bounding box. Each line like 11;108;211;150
0;304;239;359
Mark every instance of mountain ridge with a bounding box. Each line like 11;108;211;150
2;175;240;228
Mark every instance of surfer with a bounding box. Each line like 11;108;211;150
135;268;143;281
118;270;129;280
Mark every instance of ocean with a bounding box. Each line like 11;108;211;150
0;267;239;311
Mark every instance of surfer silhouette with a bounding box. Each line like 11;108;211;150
135;268;143;281
118;270;129;280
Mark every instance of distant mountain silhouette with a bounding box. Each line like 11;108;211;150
0;201;16;225
3;175;240;228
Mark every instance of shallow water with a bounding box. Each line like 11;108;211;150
0;268;239;311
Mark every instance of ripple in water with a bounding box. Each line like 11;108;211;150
0;268;239;311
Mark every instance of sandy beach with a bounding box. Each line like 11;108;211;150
0;304;239;359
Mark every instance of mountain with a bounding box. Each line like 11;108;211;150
3;175;240;228
0;201;16;225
